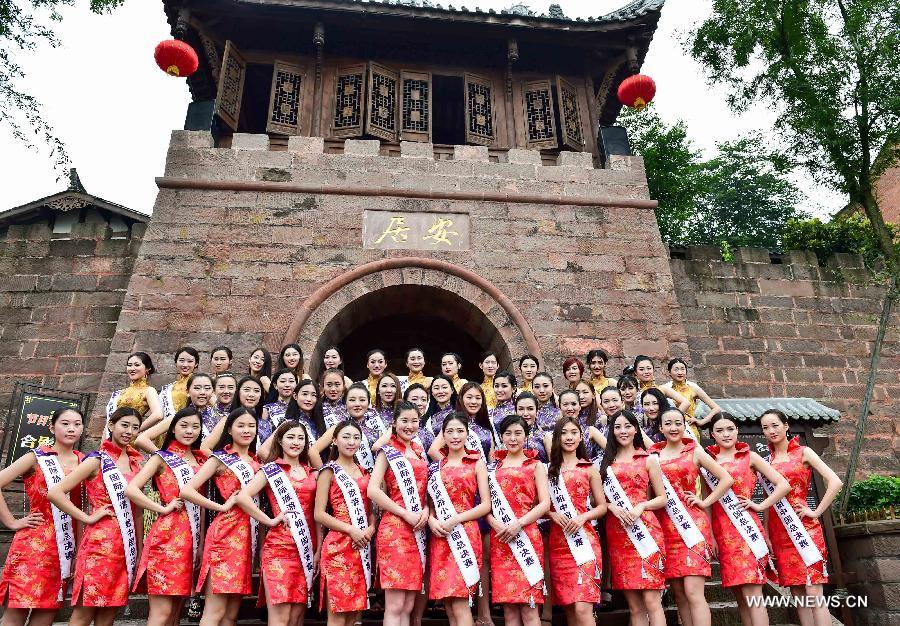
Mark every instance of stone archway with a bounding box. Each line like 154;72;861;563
284;257;540;381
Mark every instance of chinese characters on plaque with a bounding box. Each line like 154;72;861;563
363;210;470;251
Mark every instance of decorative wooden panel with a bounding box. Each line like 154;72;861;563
400;70;431;142
331;64;366;138
522;79;558;150
556;76;585;150
198;31;221;83
464;73;496;146
266;61;304;135
215;40;247;131
365;62;398;142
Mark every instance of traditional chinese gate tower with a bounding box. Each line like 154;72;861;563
97;0;687;400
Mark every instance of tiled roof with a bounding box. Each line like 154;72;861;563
695;397;841;425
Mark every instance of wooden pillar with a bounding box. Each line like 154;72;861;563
504;38;518;149
312;22;325;136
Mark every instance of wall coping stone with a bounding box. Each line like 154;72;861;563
231;133;270;151
453;145;489;162
506;149;542;165
344;139;381;156
400;141;435;159
169;130;214;149
735;247;772;264
288;136;325;154
834;519;900;538
557;151;594;168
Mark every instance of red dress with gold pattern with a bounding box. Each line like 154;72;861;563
196;447;260;594
135;442;208;595
650;439;712;579
767;437;828;586
548;461;602;605
428;452;482;600
706;442;767;587
259;460;318;606
377;436;429;591
72;440;143;607
0;446;84;609
605;449;666;590
321;465;371;612
490;450;545;605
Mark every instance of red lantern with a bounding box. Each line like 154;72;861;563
617;74;656;110
154;39;199;77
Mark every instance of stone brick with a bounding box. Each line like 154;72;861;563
287;135;325;155
169;130;214;149
506;149;542;165
452;145;489;162
231;133;270;150
400;141;434;159
344;139;381;156
556;151;594;168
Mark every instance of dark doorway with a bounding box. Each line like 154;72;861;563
432;75;466;146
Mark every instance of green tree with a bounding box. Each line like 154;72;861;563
1;0;124;168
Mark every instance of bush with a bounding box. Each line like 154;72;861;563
841;475;900;513
783;214;899;273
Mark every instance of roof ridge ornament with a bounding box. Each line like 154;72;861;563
67;168;87;194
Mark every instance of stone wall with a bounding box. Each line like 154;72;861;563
836;520;900;626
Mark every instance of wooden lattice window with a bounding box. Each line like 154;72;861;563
332;64;366;138
522;79;557;150
215;40;247;131
365;63;399;142
464;73;496;146
400;70;431;142
556;76;585;150
266;61;304;135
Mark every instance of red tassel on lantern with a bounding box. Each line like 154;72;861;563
154;39;199;77
617;74;656;109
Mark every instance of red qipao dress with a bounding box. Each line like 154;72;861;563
320;465;371;612
548;460;603;605
260;461;318;606
428;451;483;600
135;442;208;595
377;436;429;591
72;440;143;607
0;446;84;608
706;442;768;587
767;437;828;586
605;449;666;590
196;446;260;594
650;439;712;579
490;450;545;605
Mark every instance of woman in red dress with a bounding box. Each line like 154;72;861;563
761;410;842;626
427;413;491;626
0;408;85;626
48;407;144;626
126;406;208;626
597;409;667;626
707;413;790;626
650;408;733;626
487;415;551;626
368;402;430;626
314;420;375;626
180;407;260;626
236;420;323;626
545;416;606;626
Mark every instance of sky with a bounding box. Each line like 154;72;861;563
1;0;844;216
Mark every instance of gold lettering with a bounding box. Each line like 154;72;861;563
423;218;459;246
374;216;412;244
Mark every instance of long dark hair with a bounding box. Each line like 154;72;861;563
391;401;420;436
266;367;298;404
278;343;305;381
375;372;402;412
327;420;364;462
640;386;668;437
161;406;203;452
215;407;258;453
548;415;587;482
533;372;557;407
598;409;644;480
287;378;318;421
233;375;265;417
126;351;155;376
456;381;492;433
249;347;272;380
266;420;311;465
107;407;141;440
423;374;458;422
576;380;600;428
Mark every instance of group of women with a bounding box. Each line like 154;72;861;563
0;344;844;626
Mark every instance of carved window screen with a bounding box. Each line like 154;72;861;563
366;62;399;142
522;79;558;150
215;40;247;131
400;70;431;142
556;76;585;150
266;61;304;135
464;73;496;146
332;64;367;138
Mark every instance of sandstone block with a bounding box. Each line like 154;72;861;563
231;133;270;151
400;141;434;159
344;139;381;156
556;151;594;168
287;136;325;154
169;130;215;149
506;149;542;165
452;145;489;162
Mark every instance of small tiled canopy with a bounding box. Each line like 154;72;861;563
695;398;840;427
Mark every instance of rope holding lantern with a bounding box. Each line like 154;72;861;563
154;39;199;77
617;73;656;110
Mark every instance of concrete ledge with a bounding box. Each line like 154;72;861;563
400;141;434;159
287;136;325;154
453;145;489;162
344;139;381;156
557;151;594;168
169;130;214;149
231;133;270;151
506;149;542;165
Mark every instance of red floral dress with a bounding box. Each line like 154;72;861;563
605;449;666;590
260;461;318;606
767;437;828;586
0;446;84;609
377;436;429;591
490;450;545;605
706;442;768;587
428;452;482;600
321;465;371;612
196;446;260;594
650;439;712;579
72;440;143;607
135;442;207;595
548;461;602;605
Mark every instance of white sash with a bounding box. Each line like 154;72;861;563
488;467;543;586
34;450;76;601
160;382;176;420
701;468;771;566
427;465;481;588
263;463;316;600
156;449;201;565
602;467;663;570
659;472;709;560
213;451;260;562
760;461;825;575
548;471;596;568
329;463;372;592
95;451;138;588
382;445;427;576
365;409;389;437
105;390;123;421
466;429;487;463
355;424;376;472
322;401;347;429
